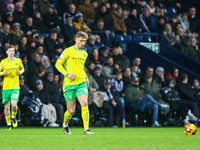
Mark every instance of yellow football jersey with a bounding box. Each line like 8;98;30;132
0;58;24;90
56;46;88;86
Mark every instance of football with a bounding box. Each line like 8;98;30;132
184;124;197;135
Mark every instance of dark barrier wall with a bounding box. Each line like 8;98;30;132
160;42;200;74
127;42;200;84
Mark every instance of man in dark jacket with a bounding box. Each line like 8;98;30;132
61;15;77;42
102;79;125;127
93;66;105;91
188;7;200;38
122;67;132;91
28;53;42;75
43;5;62;34
33;11;49;33
44;32;57;54
45;73;64;124
125;77;169;127
13;2;28;24
175;73;200;119
25;0;39;17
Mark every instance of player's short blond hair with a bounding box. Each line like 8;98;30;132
6;45;14;51
74;31;88;39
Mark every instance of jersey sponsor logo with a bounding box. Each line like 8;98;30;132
68;94;72;99
60;53;64;58
72;57;85;61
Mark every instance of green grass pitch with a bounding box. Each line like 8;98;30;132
0;127;199;150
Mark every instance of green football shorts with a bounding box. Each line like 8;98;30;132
2;89;19;104
64;82;88;102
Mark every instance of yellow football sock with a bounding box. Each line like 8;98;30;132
12;111;17;118
63;110;73;126
5;116;11;124
81;106;89;130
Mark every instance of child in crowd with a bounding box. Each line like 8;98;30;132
89;48;101;64
112;71;125;107
131;65;139;78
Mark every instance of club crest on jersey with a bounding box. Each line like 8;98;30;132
83;53;86;58
15;63;18;66
60;53;64;58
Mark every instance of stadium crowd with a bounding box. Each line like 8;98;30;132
0;0;200;128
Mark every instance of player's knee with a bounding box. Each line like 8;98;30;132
4;106;10;112
12;105;17;111
68;109;75;115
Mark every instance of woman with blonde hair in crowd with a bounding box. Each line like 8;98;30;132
184;37;200;60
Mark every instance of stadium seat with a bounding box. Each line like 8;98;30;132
119;43;127;53
49;0;57;3
167;7;178;17
41;33;49;38
115;35;125;44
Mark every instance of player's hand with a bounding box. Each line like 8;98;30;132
86;78;89;87
17;70;20;75
4;70;8;75
67;73;76;80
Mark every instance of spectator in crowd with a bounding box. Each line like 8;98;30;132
6;3;15;13
73;12;91;32
92;19;109;45
34;79;59;127
29;66;45;90
89;48;102;64
192;78;200;95
21;17;36;34
85;35;97;55
44;32;57;54
28;53;42;75
111;6;127;36
77;0;96;27
103;57;115;79
175;73;200;119
19;35;28;55
14;43;20;58
184;37;200;60
131;65;139;78
27;38;37;56
0;23;13;52
33;11;49;33
140;73;170;115
146;0;156;14
140;66;155;85
125;77;169;127
62;15;77;42
118;0;134;11
132;57;142;73
188;7;200;38
113;61;122;75
154;66;165;88
1;0;15;13
36;35;47;53
86;61;95;75
81;24;90;34
122;67;132;91
153;8;161;24
99;44;110;63
9;22;24;43
13;2;27;24
161;78;197;125
41;55;54;75
2;11;16;27
43;5;62;34
37;0;50;16
21;54;28;79
162;24;180;49
95;3;115;43
25;0;39;17
63;4;77;24
57;34;66;49
45;73;64;125
93;66;105;91
156;17;165;34
177;28;189;48
140;7;156;33
103;79;125;127
178;13;190;33
165;67;179;81
49;43;63;61
112;71;125;107
125;8;142;35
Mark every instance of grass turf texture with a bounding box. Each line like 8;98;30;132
0;127;199;150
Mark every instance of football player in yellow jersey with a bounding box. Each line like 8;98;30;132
0;45;24;130
56;31;95;134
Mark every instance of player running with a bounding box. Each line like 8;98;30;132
0;45;24;130
56;31;95;134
